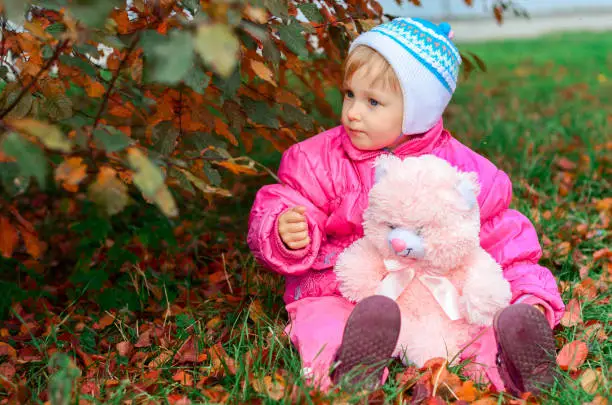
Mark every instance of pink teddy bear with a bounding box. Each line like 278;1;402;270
334;154;512;367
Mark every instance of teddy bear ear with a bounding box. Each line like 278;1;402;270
455;172;480;211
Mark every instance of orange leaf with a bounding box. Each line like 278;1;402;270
0;342;17;359
19;227;46;260
560;298;583;327
93;313;115;330
585;395;608;405
594;197;612;213
593;248;611;262
215;160;258;175
214;117;238;146
456;380;477;402
172;370;194;387
0;216;19;258
85;78;106;98
55;157;88;192
250;60;276;86
556;340;588;371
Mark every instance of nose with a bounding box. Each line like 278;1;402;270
346;104;361;121
390;238;406;253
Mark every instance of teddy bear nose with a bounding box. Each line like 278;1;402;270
390;238;406;253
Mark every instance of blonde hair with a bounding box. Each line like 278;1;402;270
343;45;402;93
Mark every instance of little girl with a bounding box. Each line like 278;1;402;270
247;17;565;395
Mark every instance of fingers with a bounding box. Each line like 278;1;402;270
284;207;307;223
284;235;311;250
278;206;310;250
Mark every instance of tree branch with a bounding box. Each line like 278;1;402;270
0;39;69;120
92;33;140;130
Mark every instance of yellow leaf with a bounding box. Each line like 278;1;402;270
580;369;604;395
597;74;607;83
250;60;276;86
8;118;72;152
55;157;87;192
0;216;19;258
23;21;53;40
128;148;178;217
87;166;130;216
252;374;285;401
194;23;239;78
174;167;232;197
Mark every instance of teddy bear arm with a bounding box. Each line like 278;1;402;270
334;238;387;302
461;249;512;325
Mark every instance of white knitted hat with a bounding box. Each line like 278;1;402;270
349;18;462;135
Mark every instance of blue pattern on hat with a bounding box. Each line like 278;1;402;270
370;18;461;93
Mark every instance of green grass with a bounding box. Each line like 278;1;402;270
3;31;611;405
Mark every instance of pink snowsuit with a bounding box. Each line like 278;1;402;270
247;120;565;390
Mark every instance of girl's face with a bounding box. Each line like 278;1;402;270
341;65;404;151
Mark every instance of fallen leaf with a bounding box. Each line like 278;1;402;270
93;313;115;330
175;336;207;364
560;298;583;327
580;369;604;394
593;248;611;262
251;374;286;401
134;330;152;348
19;227;47;260
116;341;133;357
172;370;193;386
584;395;608;405
555;157;577;171
208;343;236;376
556;340;588;371
0;362;16;380
456;380;478;402
0;216;19;258
248;299;266;324
594;197;612;213
149;351;172;369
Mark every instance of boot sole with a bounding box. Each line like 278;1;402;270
493;303;557;396
331;295;401;387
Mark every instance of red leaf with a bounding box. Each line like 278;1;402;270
116;341;133;357
134;330;152;348
556;340;588;371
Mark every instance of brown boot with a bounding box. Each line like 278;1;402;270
493;304;557;397
331;295;401;389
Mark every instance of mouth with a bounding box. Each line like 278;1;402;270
349;129;365;136
396;248;413;257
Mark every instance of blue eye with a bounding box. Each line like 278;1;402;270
369;98;379;106
345;90;354;98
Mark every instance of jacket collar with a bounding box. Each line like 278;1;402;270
341;118;447;161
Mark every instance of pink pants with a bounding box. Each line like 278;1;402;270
284;295;522;392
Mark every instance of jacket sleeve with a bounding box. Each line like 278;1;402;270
247;143;330;276
478;169;565;326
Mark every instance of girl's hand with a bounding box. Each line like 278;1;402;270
278;206;310;250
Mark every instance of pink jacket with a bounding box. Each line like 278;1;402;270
247;120;565;324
